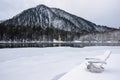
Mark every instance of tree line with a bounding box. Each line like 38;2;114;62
0;23;81;42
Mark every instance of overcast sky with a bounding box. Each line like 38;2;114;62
0;0;120;28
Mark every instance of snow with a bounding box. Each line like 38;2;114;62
0;46;120;80
59;48;120;80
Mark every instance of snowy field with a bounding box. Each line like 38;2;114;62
0;46;120;80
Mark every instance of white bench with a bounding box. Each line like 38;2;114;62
85;50;111;73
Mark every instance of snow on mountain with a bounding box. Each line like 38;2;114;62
1;4;115;33
0;20;4;23
51;8;96;32
0;4;117;41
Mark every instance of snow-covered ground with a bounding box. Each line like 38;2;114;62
0;46;120;80
59;50;120;80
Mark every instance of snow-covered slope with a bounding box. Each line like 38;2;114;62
2;4;115;33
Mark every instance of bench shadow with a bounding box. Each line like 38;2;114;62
51;72;67;80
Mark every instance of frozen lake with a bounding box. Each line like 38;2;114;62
0;46;120;80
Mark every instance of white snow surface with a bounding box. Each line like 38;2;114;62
0;46;120;80
59;53;120;80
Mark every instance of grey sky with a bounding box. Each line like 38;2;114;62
0;0;120;28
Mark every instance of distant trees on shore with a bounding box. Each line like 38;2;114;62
79;30;120;43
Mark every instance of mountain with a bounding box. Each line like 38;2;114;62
0;20;4;23
0;4;116;41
